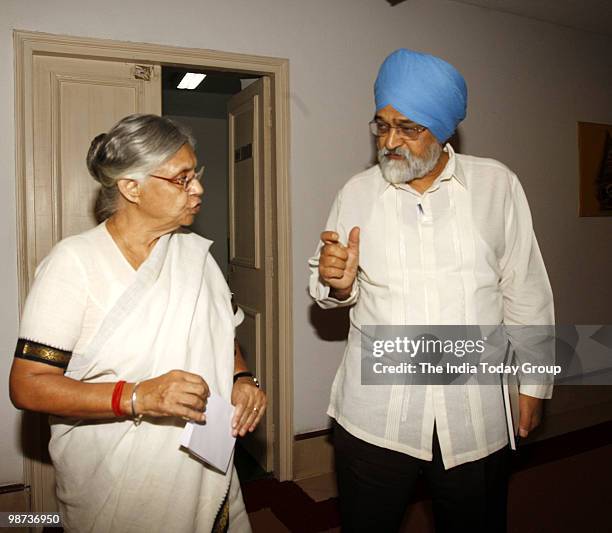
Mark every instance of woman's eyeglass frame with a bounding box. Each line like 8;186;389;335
148;166;205;191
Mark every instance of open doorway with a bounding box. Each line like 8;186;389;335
162;67;270;480
163;67;257;278
14;30;293;513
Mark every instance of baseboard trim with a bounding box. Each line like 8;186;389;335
0;484;27;494
0;485;30;514
293;432;334;480
294;428;331;441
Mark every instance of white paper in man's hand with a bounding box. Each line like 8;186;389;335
180;393;236;472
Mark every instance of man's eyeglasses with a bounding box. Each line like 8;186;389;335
148;166;204;191
369;120;427;141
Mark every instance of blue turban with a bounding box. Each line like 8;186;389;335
374;49;467;143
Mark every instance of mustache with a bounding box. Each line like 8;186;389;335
380;146;410;158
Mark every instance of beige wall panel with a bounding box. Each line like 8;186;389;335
0;487;30;533
293;436;335;481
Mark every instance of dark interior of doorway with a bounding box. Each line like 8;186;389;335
162;66;259;279
162;66;268;483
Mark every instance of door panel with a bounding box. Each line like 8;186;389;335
32;55;161;273
238;305;262;380
230;96;259;268
228;77;273;470
28;54;161;511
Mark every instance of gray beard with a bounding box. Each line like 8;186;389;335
378;143;443;184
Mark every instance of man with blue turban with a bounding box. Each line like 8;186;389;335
309;49;554;532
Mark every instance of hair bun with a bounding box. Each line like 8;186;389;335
86;133;108;183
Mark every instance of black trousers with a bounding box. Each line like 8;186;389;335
333;421;510;533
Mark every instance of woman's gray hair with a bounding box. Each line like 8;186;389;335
87;114;195;220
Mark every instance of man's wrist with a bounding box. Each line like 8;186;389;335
330;285;353;301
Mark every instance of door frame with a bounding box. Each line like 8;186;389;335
14;29;294;509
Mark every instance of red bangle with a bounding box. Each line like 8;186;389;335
111;380;127;417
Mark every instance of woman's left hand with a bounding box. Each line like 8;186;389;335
231;378;267;437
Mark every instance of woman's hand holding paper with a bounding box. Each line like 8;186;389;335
137;370;210;422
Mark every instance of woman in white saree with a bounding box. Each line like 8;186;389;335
9;114;265;533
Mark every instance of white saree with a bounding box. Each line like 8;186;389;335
19;223;250;533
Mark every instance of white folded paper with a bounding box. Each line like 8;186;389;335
502;344;520;450
180;393;236;472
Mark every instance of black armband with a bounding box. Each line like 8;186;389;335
14;338;72;370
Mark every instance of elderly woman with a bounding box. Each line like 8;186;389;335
9;114;265;533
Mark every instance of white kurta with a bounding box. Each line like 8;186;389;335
19;222;250;533
309;145;554;469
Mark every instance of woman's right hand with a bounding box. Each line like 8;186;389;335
135;370;209;421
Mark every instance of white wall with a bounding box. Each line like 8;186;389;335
1;0;611;482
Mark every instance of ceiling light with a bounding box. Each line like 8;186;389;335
177;73;206;90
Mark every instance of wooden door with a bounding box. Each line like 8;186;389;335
27;54;161;511
227;77;274;471
30;55;161;277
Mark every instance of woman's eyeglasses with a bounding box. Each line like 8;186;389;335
149;166;204;191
